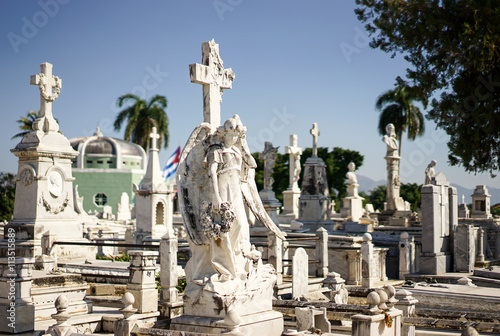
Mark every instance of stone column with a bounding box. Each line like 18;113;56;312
346;251;361;285
0;258;35;333
399;232;413;280
385;155;402;211
127;251;159;314
476;227;485;265
159;232;182;319
267;232;283;286
379;248;388;281
315;227;328;277
361;233;376;288
395;289;418;336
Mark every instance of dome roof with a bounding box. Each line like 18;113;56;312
69;127;146;169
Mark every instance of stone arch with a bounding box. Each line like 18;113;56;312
155;200;165;225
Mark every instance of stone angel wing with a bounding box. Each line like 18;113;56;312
176;122;213;245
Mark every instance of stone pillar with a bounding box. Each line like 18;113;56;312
346;251;361;285
399;232;414;280
45;295;76;336
315;227;328;277
395;289;418;336
352;291;402;336
115;292;138;336
495;228;500;260
361;233;376;288
379;248;388;281
385;156;404;211
0;257;34;333
454;224;475;272
267;232;283;286
159;232;182;319
127;251;159;314
476;227;485;265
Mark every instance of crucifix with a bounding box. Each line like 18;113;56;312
259;141;279;191
189;39;235;131
285;134;302;190
310;123;320;157
30;62;61;133
150;126;160;151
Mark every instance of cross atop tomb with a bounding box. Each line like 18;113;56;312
310;123;320;157
189;39;235;131
150;126;160;151
30;62;61;133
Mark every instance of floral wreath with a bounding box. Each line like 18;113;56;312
200;201;236;239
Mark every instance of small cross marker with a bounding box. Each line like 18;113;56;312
30;62;61;133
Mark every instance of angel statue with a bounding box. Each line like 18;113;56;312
177;114;285;297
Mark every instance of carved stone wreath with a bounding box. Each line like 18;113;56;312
41;193;70;214
38;73;61;101
19;168;35;186
200;201;236;239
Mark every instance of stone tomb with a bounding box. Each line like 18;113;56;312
419;172;458;275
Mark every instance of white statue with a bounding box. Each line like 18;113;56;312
425;160;437;185
345;162;358;185
177;114;284;290
382;123;399;157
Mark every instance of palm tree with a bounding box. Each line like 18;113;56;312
376;84;427;156
12;110;39;140
114;94;169;150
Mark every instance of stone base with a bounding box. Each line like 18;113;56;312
278;212;297;225
388;217;408;227
159;300;183;320
301;220;336;233
351;310;402;336
419;252;451;275
343;222;373;233
170;310;283;335
282;189;300;219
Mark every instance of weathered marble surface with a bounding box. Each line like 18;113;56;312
382;123;405;211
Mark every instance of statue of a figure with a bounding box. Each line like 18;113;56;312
177;115;284;292
425;160;437;185
345;162;357;185
259;142;279;191
382;123;399;157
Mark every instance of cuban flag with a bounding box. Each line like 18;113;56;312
162;146;181;181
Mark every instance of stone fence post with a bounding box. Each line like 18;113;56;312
159;232;183;319
399;232;415;279
395;288;418;336
268;232;284;286
45;295;76;336
315;227;328;277
127;250;159;314
361;233;376;288
0;257;35;333
115;292;138;336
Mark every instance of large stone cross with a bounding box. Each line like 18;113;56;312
310;123;320;157
189;39;235;131
259;141;279;191
150;126;160;151
30;62;61;133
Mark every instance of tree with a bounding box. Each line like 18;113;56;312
114;94;169;150
0;173;16;222
376;84;427;156
355;0;500;175
12;110;39;140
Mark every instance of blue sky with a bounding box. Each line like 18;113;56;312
0;0;497;200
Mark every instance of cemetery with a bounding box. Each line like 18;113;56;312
1;31;500;336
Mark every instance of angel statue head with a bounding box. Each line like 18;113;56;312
216;115;246;146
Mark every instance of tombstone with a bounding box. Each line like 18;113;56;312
454;224;476;272
292;248;309;300
134;127;175;241
382;123;405;211
471;185;492;218
170;40;284;335
298;123;334;232
116;192;132;221
282;135;303;219
458;194;470;218
257;141;282;226
341;162;365;222
3;62;91;260
419;172;458;275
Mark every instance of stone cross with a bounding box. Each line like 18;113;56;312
259;141;279;191
285;134;303;190
189;39;235;131
30;62;61;133
150;127;160;151
310;123;320;157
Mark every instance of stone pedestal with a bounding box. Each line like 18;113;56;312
298;157;334;232
351;310;402;336
127;251;159;314
341;183;364;222
258;189;282;226
395;289;418;336
361;233;377;288
281;188;301;220
454;224;475;272
0;258;35;333
159;232;182;319
385;155;405;211
398;232;415;279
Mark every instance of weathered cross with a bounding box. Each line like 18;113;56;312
30;62;61;133
189;39;235;131
259;141;279;191
285;134;303;190
310;123;320;157
150;126;160;151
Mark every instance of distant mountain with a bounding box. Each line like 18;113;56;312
357;174;500;205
